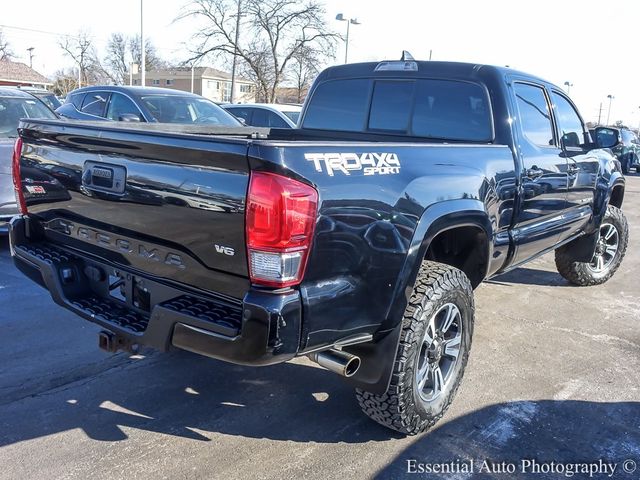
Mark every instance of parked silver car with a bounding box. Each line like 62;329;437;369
222;103;301;128
0;87;57;233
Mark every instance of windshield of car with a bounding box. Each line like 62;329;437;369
282;110;300;124
140;95;240;125
0;97;57;138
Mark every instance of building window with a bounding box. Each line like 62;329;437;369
240;84;253;93
132;79;138;85
221;81;232;102
166;79;174;86
152;79;160;86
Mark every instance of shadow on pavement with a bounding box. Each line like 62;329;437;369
0;350;401;446
375;400;640;479
488;267;572;287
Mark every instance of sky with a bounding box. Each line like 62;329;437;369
2;0;639;126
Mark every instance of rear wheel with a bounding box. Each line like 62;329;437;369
621;155;630;175
555;205;628;286
356;261;474;435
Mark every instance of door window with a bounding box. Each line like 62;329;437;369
551;92;585;149
106;93;143;121
513;83;554;147
252;108;289;128
228;107;252;123
81;92;110;117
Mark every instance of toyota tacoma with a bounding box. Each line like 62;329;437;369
9;54;628;435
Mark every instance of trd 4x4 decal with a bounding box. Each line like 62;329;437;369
305;152;401;176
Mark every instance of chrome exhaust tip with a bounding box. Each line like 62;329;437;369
308;349;361;377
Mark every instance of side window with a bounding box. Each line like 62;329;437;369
81;92;110;117
267;111;289;128
513;83;554;147
250;108;269;127
68;92;86;109
228;108;252;123
551;92;585;148
106;93;143;121
251;109;289;128
620;129;634;144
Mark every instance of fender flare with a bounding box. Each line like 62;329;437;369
592;173;625;230
345;199;492;394
561;174;625;263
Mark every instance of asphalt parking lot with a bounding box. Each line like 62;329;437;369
1;177;639;480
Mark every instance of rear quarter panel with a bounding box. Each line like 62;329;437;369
249;141;517;351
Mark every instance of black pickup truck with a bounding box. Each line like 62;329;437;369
9;55;628;435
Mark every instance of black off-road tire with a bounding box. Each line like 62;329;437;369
356;261;474;435
621;156;630;175
555;205;628;286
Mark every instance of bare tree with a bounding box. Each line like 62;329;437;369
104;33;129;84
52;68;80;96
103;34;168;85
59;32;104;86
178;0;337;103
288;45;320;103
129;36;167;72
0;29;14;61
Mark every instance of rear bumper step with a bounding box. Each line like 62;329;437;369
9;217;302;366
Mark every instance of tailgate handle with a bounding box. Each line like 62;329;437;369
82;162;127;194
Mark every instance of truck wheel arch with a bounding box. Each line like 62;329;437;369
344;199;492;394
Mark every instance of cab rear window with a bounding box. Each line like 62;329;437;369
302;78;493;142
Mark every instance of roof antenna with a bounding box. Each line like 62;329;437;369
400;51;414;61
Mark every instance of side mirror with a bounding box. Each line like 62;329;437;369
118;113;142;122
594;127;620;149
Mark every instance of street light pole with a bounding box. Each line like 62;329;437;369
597;102;603;125
563;81;573;95
141;0;146;87
606;94;614;126
336;14;361;64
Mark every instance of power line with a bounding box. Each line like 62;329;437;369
0;24;80;39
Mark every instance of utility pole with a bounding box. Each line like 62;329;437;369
597;102;603;125
141;0;146;87
230;0;242;104
191;63;195;93
26;47;34;68
606;94;614;126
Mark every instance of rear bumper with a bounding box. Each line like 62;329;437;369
9;217;302;366
0;212;18;235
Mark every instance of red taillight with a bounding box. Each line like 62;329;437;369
11;137;27;215
246;172;318;287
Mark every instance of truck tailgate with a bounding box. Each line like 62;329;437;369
17;121;251;300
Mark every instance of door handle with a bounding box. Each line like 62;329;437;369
525;167;544;179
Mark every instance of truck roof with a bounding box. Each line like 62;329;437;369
316;59;557;91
